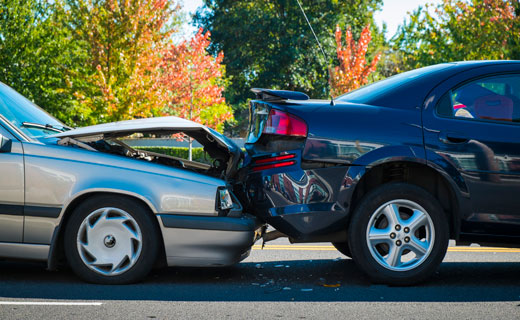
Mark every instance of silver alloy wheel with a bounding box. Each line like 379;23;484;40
365;199;435;272
76;207;143;276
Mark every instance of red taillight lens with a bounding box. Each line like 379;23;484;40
252;160;296;172
254;154;295;164
252;153;296;172
263;109;307;137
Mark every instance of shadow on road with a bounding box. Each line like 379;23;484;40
0;259;519;302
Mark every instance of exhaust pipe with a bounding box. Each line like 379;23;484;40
261;230;288;248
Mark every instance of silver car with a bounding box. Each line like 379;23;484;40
0;82;262;284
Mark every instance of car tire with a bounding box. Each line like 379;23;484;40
332;241;351;258
64;195;160;284
348;182;449;285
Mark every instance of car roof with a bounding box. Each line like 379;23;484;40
335;60;520;109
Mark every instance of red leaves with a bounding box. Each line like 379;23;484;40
330;24;380;96
159;28;233;131
72;2;232;131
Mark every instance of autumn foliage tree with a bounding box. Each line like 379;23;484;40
160;28;233;132
66;0;181;124
330;24;381;96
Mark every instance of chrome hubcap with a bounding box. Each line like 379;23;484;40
366;200;435;271
77;207;142;276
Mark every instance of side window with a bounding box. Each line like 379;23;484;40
436;74;520;123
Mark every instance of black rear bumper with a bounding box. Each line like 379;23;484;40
245;156;360;239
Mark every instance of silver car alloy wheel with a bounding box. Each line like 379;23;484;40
76;207;143;276
365;199;435;272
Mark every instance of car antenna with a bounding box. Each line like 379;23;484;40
295;0;335;106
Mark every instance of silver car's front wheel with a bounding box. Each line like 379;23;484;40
77;207;143;276
348;183;449;285
65;196;159;284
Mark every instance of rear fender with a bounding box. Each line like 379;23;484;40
341;146;471;238
337;145;427;215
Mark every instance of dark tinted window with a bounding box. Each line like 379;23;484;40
437;75;520;123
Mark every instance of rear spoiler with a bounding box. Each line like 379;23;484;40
251;88;309;101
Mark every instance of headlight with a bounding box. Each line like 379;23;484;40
218;188;234;210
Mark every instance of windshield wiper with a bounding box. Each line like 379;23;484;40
21;122;70;133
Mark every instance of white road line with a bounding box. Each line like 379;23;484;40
0;302;102;306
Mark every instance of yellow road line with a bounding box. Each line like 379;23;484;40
252;245;520;253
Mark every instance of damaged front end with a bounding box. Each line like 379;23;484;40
51;116;265;267
52;116;243;183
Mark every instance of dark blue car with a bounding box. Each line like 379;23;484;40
242;61;520;285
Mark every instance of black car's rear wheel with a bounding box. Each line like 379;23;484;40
64;195;160;284
348;183;449;285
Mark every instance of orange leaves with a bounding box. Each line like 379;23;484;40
73;0;179;123
68;0;231;130
330;24;380;96
159;28;233;132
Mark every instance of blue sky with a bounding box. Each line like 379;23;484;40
180;0;441;40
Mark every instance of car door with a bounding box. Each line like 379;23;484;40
0;123;24;242
423;66;520;236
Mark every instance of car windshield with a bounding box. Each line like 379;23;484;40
337;64;453;104
0;82;66;140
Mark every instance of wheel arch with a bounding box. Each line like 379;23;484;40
47;190;167;270
348;160;466;240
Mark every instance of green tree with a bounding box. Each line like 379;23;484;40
0;0;90;126
65;0;182;124
194;0;383;134
394;0;520;70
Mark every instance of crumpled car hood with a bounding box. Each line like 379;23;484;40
52;116;239;153
51;116;243;178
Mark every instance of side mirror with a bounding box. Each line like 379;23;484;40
0;134;12;153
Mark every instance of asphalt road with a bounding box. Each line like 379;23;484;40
0;239;519;319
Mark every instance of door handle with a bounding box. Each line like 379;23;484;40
439;132;468;144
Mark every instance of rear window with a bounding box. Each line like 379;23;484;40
337;64;453;104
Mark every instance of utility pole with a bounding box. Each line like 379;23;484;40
188;66;193;161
